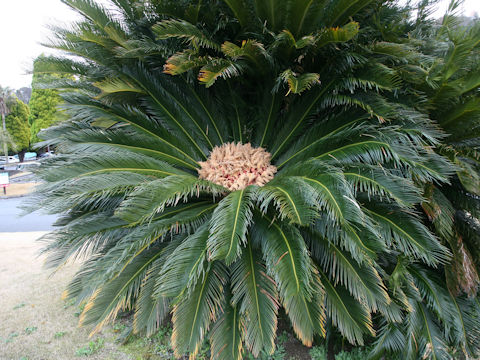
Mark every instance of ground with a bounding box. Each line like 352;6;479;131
0;171;37;199
0;182;37;198
0;232;132;360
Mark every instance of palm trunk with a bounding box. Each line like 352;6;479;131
2;112;8;164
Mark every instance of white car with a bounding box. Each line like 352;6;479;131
17;161;41;171
0;156;19;164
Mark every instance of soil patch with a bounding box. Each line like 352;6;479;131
0;232;132;360
0;183;37;198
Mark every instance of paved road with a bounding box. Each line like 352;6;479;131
0;197;58;232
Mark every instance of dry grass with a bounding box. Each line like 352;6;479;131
0;183;37;198
0;232;132;360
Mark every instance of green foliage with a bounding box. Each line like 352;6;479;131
13;302;26;310
24;326;37;335
336;347;372;360
29;0;480;359
28;56;63;145
75;338;104;356
0;85;17;156
5;99;30;152
54;331;67;339
310;346;327;360
4;332;19;344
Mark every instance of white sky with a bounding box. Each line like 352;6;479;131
0;0;479;90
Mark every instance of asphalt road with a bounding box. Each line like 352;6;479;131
0;197;58;232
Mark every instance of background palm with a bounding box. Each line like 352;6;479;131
31;0;479;359
0;86;18;160
415;9;480;297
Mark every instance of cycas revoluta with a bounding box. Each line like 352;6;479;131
29;0;480;359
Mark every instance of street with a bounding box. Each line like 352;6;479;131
0;197;57;232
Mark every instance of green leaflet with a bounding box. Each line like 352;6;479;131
208;187;256;265
231;243;279;357
209;290;243;360
318;267;374;345
172;261;227;358
155;223;209;299
252;215;312;299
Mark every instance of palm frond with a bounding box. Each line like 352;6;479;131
154;223;209;299
318;267;374;345
209;289;243;360
115;175;224;224
277;69;320;95
362;199;451;265
78;243;168;334
208;187;256;265
231;243;279;357
153;19;221;50
172;261;227;358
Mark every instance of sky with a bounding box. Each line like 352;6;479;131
0;0;479;90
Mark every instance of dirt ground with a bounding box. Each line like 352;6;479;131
0;232;132;360
0;183;36;198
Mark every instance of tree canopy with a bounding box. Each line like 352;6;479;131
29;56;63;145
5;99;30;152
16;87;32;104
0;86;17;158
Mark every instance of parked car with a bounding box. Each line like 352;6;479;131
24;152;37;161
0;155;19;164
17;161;41;171
39;151;55;158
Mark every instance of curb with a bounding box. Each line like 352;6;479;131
0;194;31;199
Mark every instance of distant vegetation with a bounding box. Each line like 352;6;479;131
5;99;30;160
28;56;63;145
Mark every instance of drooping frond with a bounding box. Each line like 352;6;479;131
319;267;375;345
153;19;221;50
154;223;209;299
207;187;256;265
252;215;312;299
78;243;169;334
277;69;320;95
231;243;279;357
209;290;243;360
171;261;227;358
133;240;179;335
362;199;451;266
308;229;390;314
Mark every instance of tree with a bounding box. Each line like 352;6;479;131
29;1;480;359
0;86;17;163
29;56;63;145
5;99;30;161
16;87;32;104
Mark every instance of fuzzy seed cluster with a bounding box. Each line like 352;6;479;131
198;142;277;191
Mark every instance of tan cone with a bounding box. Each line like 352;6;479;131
198;142;277;191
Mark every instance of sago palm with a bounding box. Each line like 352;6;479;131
29;0;480;359
417;11;480;297
355;3;480;359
